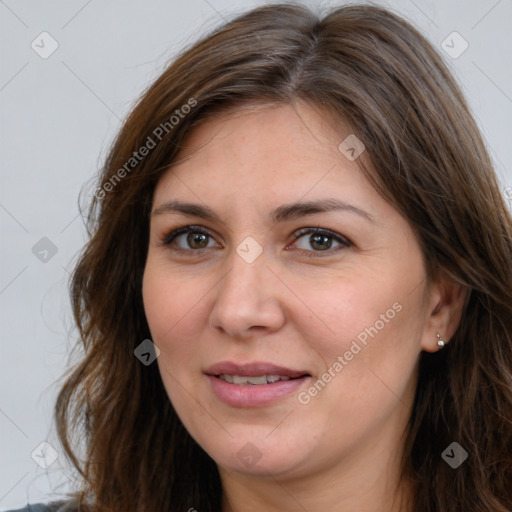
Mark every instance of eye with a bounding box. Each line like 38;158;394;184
289;227;351;255
161;226;220;252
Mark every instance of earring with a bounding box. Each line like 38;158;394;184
436;333;445;349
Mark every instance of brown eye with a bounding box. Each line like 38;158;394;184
291;227;351;254
187;232;209;249
162;226;220;251
309;234;333;251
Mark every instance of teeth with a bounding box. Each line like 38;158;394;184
219;374;293;385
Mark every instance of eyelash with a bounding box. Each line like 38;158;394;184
160;225;352;257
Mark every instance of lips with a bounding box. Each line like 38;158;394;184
205;361;309;379
218;374;292;385
204;361;311;407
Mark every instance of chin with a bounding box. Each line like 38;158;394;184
220;450;304;478
200;429;318;479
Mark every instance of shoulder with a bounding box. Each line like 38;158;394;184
5;502;75;512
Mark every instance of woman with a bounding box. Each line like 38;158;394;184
10;3;512;511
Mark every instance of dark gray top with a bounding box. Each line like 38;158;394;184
6;502;73;512
7;507;49;512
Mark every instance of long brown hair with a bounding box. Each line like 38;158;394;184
55;3;512;511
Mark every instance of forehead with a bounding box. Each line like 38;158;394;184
153;103;377;206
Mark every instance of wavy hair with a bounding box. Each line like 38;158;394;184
54;3;512;511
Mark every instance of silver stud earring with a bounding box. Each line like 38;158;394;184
436;333;445;349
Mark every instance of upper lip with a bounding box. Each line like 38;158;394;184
204;361;310;378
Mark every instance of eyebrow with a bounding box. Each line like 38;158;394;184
151;198;374;223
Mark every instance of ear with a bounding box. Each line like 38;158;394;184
421;270;469;352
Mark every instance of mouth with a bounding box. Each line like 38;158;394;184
216;374;300;385
204;361;312;407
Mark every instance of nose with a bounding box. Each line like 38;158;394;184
208;248;286;339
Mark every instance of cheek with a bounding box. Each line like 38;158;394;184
291;277;423;439
291;262;426;381
142;262;208;364
292;271;399;343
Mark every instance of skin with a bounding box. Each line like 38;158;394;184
142;102;465;512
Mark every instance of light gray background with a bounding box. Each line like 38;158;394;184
1;0;511;508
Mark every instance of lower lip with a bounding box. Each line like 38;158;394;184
206;375;310;407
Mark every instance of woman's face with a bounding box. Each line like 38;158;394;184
143;103;436;480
